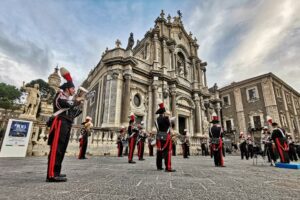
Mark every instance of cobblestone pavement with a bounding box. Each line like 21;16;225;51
0;155;299;200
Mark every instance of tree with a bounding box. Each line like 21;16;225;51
0;82;22;110
25;79;56;102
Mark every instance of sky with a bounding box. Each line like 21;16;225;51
0;0;299;91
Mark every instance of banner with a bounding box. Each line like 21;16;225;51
0;119;33;157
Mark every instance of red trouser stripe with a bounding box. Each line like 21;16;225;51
128;137;135;161
118;143;120;156
219;139;224;166
48;119;62;178
275;138;285;162
167;138;172;170
138;142;141;158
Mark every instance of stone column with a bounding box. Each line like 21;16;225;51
198;62;203;88
203;68;207;87
152;80;159;129
121;73;132;124
171;90;176;116
281;88;293;132
153;33;159;69
194;93;201;135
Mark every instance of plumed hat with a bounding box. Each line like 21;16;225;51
155;100;166;114
59;67;75;90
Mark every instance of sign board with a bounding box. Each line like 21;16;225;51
0;119;33;157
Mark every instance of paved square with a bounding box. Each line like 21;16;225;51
0;155;299;200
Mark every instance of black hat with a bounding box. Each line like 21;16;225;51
155;101;166;114
59;81;75;90
271;122;278;126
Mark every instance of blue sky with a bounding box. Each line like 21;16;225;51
0;0;299;91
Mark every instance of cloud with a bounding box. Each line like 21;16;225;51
0;0;299;93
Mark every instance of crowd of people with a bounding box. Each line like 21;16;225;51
46;67;299;183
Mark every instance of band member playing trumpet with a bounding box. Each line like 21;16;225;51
47;67;83;182
137;122;147;161
128;113;139;164
78;116;93;159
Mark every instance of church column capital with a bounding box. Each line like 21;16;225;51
123;73;132;80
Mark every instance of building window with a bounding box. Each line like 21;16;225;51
134;94;141;107
275;87;281;98
286;94;291;103
292;118;297;131
222;95;230;106
226;120;232;132
281;114;287;127
295;99;299;108
246;86;259;101
253;116;262;129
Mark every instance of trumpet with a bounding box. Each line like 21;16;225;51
77;86;96;100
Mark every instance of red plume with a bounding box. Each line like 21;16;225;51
60;67;72;82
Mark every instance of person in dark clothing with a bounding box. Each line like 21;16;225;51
78;116;93;159
148;130;155;156
239;132;249;160
137;122;147;161
209;116;225;167
155;102;175;172
262;127;276;166
47;67;83;182
182;129;189;158
117;126;126;157
271;122;290;163
247;136;254;159
287;136;298;161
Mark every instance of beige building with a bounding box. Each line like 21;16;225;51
77;11;217;143
219;73;300;143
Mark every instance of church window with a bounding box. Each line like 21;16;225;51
134;94;141;107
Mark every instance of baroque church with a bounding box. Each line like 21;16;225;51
77;11;220;140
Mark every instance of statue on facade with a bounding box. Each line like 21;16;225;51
20;83;41;120
202;117;210;136
126;32;135;50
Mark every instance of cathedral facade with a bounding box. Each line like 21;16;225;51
78;11;219;140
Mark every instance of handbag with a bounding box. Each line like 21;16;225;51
157;131;168;141
211;138;220;145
